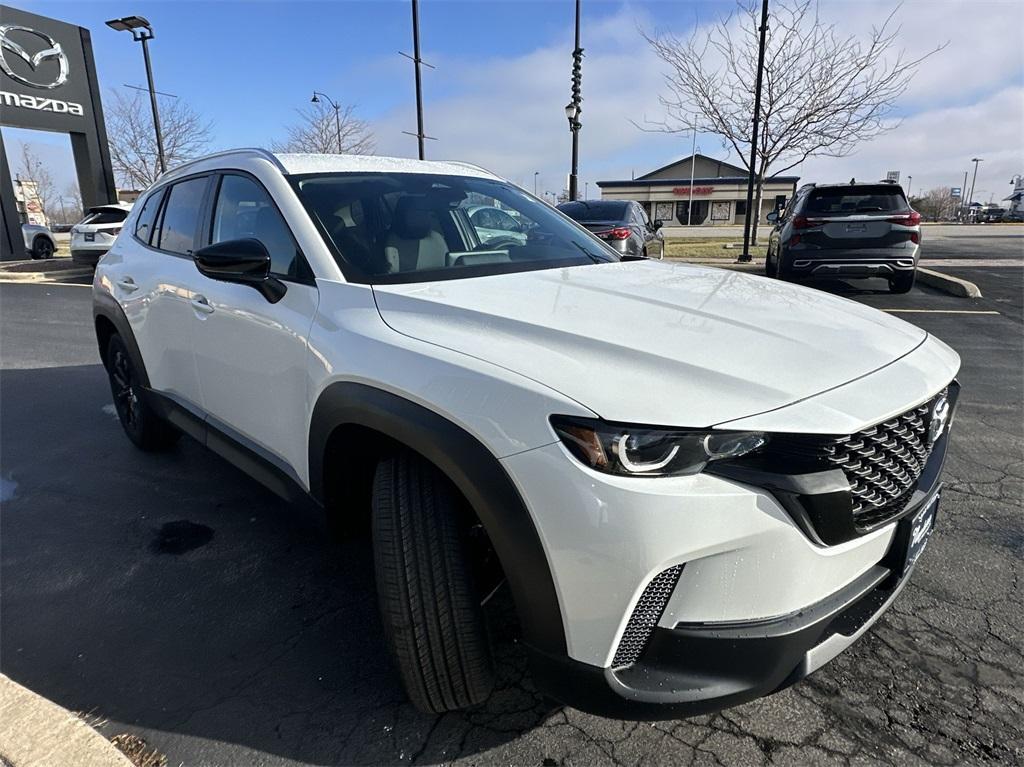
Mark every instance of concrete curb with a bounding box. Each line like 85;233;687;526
916;267;983;298
0;269;92;283
0;674;132;767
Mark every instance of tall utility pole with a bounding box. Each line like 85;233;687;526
106;16;166;173
400;0;435;158
968;157;983;221
738;0;769;262
565;0;583;201
688;120;697;226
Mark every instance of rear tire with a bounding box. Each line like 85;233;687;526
372;450;494;713
890;270;916;294
105;335;180;451
31;236;54;260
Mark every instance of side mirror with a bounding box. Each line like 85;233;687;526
766;211;779;224
652;219;663;231
193;238;286;303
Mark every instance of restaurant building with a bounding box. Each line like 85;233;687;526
597;154;799;234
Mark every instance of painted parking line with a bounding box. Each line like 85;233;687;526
880;309;1001;315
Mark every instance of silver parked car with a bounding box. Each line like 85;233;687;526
21;223;57;260
766;181;921;293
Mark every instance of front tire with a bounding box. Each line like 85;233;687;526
372;450;494;713
890;270;916;294
765;247;779;278
105;335;180;451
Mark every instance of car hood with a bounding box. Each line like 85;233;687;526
372;261;928;427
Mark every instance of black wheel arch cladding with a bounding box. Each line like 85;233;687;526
309;381;568;658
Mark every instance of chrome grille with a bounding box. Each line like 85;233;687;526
612;565;683;667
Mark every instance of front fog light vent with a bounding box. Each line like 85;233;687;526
612;564;684;667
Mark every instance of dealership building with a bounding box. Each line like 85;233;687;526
597;154;799;233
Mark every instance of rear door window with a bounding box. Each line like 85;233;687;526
805;186;908;217
80;208;128;225
133;190;164;244
157;176;209;255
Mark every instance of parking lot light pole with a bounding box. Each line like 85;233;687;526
534;171;539;196
311;92;344;153
968;158;983;221
566;0;583;201
106;16;166;174
738;0;769;263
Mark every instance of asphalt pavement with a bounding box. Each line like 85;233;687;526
1;231;1022;766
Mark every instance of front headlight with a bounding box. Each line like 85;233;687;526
550;416;766;477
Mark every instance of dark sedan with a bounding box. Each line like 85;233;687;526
557;200;664;259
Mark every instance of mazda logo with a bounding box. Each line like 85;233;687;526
0;25;69;90
928;394;950;446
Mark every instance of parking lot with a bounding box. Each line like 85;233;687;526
1;229;1022;766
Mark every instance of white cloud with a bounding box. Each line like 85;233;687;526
366;0;1023;204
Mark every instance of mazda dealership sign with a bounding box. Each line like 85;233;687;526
0;5;116;260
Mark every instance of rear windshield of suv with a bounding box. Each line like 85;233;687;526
80;207;128;226
292;172;619;284
558;201;628;221
804;186;908;217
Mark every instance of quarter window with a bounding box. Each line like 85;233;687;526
134;189;164;244
211;174;306;278
157;177;208;255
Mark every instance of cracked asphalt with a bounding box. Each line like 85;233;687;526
1;230;1021;766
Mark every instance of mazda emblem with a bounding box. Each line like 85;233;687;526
927;394;950;446
0;25;70;90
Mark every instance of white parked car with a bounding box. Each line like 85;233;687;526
71;202;133;266
93;149;960;718
464;204;528;246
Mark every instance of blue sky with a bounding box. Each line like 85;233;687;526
5;0;1023;203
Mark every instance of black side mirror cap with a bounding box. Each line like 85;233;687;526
193;238;287;303
766;211;779;224
652;219;663;231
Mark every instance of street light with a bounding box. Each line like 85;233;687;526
311;91;344;154
534;171;539;196
968;158;983;221
106;16;166;174
566;0;583;201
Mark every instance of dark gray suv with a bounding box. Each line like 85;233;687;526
557;200;664;259
766;182;921;293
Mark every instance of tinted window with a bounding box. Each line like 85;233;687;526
805;186;908;217
294;172;619;283
81;208;128;225
557;200;628;221
211;174;305;278
157;177;208;254
133;191;163;244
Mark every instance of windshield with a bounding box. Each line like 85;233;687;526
557;200;628;221
804;186;908;217
292;172;618;283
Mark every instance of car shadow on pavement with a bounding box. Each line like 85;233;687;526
0;364;558;765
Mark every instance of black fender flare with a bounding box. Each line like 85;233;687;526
93;291;151;387
309;381;568;658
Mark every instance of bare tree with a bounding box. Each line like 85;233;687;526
106;89;213;190
272;101;374;155
643;1;943;243
912;187;957;221
16;143;55;220
63;181;83;222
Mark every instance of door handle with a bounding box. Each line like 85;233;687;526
190;295;215;314
117;277;138;293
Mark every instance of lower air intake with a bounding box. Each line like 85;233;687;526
612;564;684;667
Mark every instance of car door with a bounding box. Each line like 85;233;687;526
636;203;663;257
189;172;319;478
114;176;212;411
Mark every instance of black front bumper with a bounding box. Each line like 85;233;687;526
528;494;934;720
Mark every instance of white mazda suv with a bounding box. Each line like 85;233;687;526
93;149;960;718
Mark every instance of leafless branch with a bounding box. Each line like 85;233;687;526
105;88;214;190
642;0;946;241
271;101;375;155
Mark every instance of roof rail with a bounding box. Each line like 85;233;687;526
157;148;285;182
